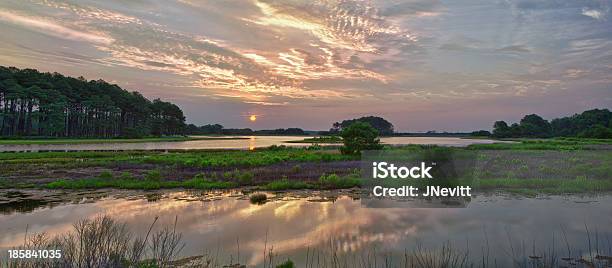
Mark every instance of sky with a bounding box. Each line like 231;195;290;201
0;0;611;132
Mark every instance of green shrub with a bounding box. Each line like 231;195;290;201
249;193;267;204
119;172;134;180
237;170;253;185
276;259;295;268
145;170;162;181
263;179;311;190
319;173;362;189
98;171;113;179
340;122;382;155
221;169;254;185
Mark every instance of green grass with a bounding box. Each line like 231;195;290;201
0;136;246;145
0;147;356;168
469;138;612;150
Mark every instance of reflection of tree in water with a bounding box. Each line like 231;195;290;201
0;190;110;215
0;198;52;214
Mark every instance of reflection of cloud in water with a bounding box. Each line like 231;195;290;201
1;192;611;267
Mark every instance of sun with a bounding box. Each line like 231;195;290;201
249;115;257;122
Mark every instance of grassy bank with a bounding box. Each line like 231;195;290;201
0;147;353;167
0;136;247;145
285;136;343;144
474;177;612;195
43;171;362;190
468;137;612;150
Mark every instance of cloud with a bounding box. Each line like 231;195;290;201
564;68;589;78
0;9;113;45
1;0;611;129
378;0;442;17
581;8;606;20
438;36;482;51
248;0;417;53
497;45;531;53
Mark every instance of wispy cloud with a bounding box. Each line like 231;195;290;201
0;9;113;45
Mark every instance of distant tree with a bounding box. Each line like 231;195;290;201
222;128;253;135
150;99;186;136
340;122;382;155
253;128;305;135
331;116;394;136
283;128;305;135
519;114;551;137
185;124;200;134
578;124;612;138
492;121;510;138
550;117;575;137
490;109;611;139
509;123;522;137
471;130;491;137
200;124;224;134
551;109;612;137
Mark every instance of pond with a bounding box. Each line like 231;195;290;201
0;136;500;152
1;189;610;267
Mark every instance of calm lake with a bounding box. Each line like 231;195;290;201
1;189;611;267
0;136;500;152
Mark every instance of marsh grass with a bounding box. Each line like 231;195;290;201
3;215;612;268
318;173;362;189
260;172;361;191
3;215;184;268
262;178;313;191
3;141;611;194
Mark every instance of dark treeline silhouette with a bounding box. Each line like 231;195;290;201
326;116;394;136
185;123;305;135
491;109;612;138
0;66;186;138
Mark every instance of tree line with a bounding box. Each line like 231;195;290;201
490;109;612;138
0;66;186;138
185;124;306;135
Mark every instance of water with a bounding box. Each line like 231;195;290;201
1;190;611;266
0;136;500;152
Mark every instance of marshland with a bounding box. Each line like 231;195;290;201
1;138;611;267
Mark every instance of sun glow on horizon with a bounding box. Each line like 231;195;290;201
249;115;257;122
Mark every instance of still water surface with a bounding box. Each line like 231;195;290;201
1;190;610;266
0;136;500;152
